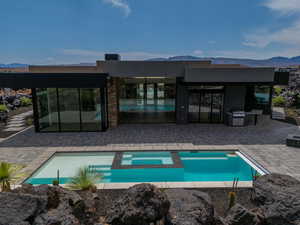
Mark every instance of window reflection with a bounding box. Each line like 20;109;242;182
119;78;176;123
36;88;102;132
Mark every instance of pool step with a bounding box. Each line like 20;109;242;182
88;165;112;176
181;157;228;160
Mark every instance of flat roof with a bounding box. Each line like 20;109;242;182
0;73;107;88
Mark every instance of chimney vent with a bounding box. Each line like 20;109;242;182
105;54;120;61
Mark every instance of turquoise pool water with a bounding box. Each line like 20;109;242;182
120;105;175;112
25;151;261;185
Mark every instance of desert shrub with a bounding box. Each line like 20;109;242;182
25;117;33;126
0;162;24;192
273;96;286;107
20;97;32;106
67;166;102;191
0;105;8;112
274;86;282;96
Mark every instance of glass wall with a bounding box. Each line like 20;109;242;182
119;78;176;123
188;90;224;123
35;88;103;132
80;88;101;131
58;88;81;132
36;88;59;132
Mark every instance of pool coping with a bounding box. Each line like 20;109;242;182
19;145;268;189
111;151;183;169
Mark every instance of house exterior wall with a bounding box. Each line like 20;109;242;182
223;86;247;123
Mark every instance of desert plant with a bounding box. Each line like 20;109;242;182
20;97;32;106
67;166;102;191
228;178;239;210
52;179;59;186
274;86;282;96
25;117;33;126
0;162;24;192
0;104;8;113
272;96;286;107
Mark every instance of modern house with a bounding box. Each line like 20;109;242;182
0;54;289;132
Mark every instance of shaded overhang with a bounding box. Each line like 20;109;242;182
274;71;290;85
184;68;275;84
0;73;108;88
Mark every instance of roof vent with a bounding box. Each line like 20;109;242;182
105;54;121;61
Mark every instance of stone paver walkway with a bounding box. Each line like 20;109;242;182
0;116;300;180
3;110;33;132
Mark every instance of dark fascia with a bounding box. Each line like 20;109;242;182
184;67;275;83
0;72;108;88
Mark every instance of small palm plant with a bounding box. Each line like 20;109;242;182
0;162;24;192
67;166;102;191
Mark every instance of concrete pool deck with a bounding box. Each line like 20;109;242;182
1;116;300;187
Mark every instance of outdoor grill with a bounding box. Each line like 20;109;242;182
227;111;246;127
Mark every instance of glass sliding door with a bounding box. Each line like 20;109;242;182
211;93;223;123
35;88;105;132
146;83;155;105
58;88;81;132
188;90;224;123
188;93;200;122
80;88;101;131
200;93;211;123
36;88;60;132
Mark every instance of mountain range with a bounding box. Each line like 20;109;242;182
1;56;300;68
147;56;300;67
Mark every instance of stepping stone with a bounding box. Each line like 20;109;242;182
8;119;24;123
6;124;24;128
3;127;25;132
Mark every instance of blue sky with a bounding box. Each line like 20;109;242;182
0;0;300;64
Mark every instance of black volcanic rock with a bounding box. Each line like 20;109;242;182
166;189;215;225
253;174;300;225
106;183;170;225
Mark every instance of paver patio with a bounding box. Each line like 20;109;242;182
0;116;300;180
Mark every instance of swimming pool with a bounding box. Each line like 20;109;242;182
25;151;266;185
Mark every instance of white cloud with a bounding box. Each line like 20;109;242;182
243;21;300;47
243;0;300;48
207;48;300;59
193;50;204;56
62;49;172;60
263;0;300;14
102;0;131;16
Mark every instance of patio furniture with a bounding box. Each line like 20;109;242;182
286;134;300;148
246;109;263;125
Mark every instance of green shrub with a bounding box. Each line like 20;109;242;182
20;97;32;106
273;96;286;107
274;87;282;96
67;166;102;191
0;162;24;192
25;117;33;126
0;105;8;113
